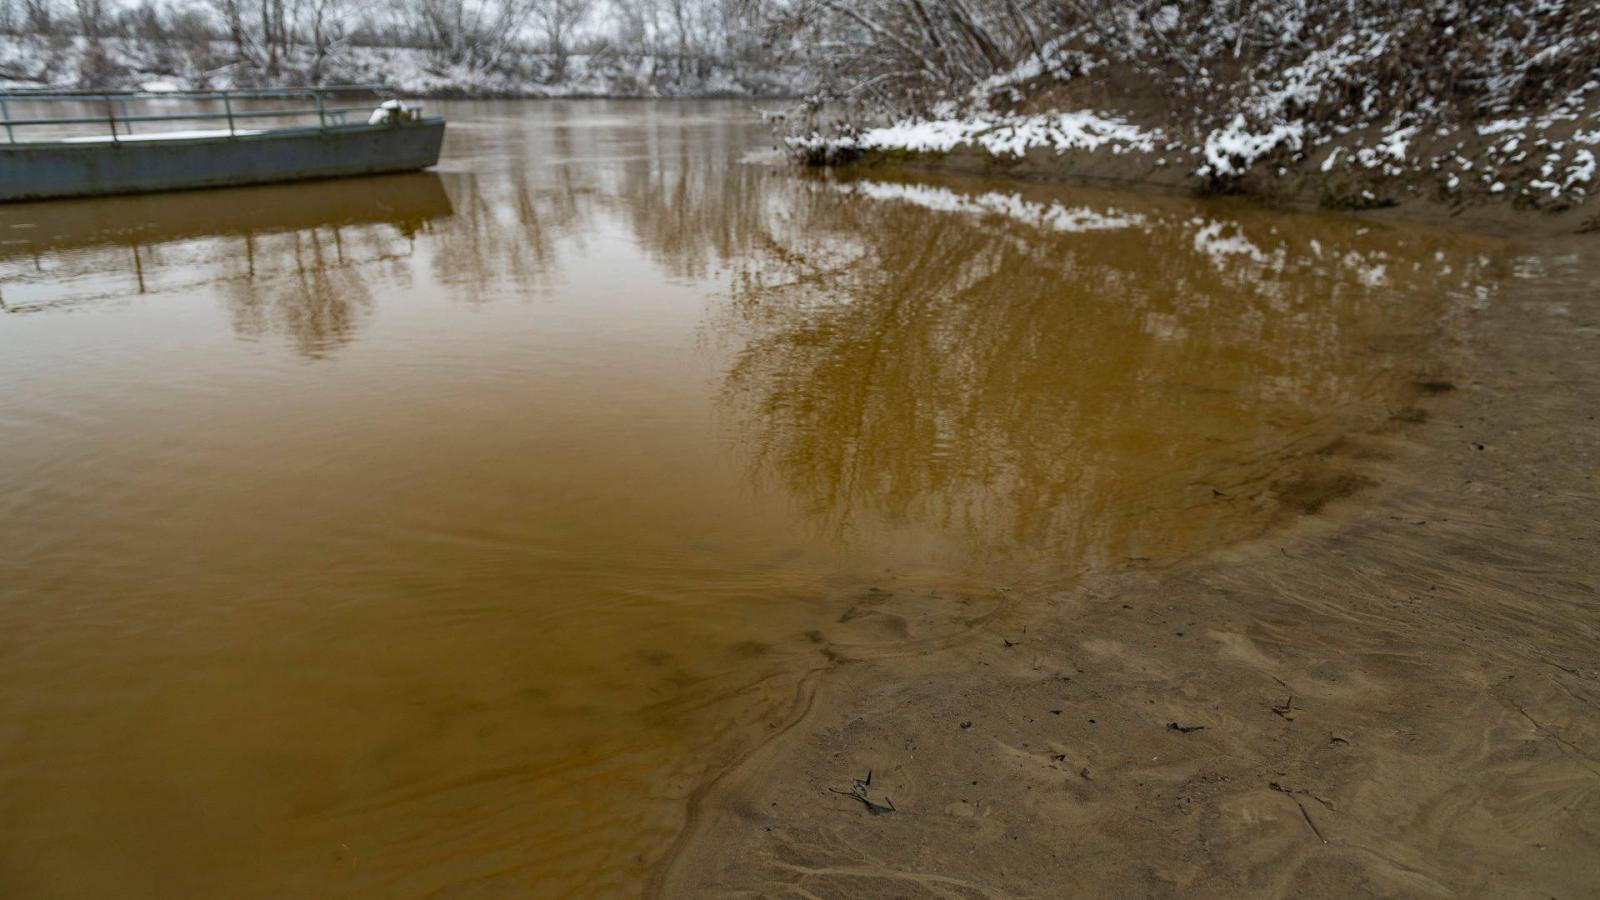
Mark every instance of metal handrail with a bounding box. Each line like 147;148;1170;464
1;108;377;127
0;86;395;144
0;85;388;100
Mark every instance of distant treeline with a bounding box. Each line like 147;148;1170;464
0;0;778;89
4;0;1595;115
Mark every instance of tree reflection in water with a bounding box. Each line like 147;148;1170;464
0;123;1514;573
713;173;1509;570
0;173;452;357
0;133;1510;566
220;228;378;358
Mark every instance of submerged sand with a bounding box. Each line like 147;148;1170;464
655;229;1600;897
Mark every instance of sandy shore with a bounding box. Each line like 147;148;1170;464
653;224;1600;897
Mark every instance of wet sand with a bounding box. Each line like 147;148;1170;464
658;233;1600;897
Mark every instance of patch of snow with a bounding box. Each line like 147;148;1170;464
367;99;420;125
1567;149;1596;188
1198;115;1304;178
979;111;1160;157
797;110;1162;161
1377;125;1418;161
1478;118;1528;136
851;119;989;154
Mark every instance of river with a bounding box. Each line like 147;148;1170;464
0;100;1519;897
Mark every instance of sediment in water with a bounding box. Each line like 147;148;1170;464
656;231;1600;896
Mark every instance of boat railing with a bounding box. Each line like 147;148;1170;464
0;86;396;144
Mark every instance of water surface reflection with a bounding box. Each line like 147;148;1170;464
0;101;1516;898
0;174;451;356
716;173;1504;569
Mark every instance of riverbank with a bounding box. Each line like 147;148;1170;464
0;34;801;98
801;144;1600;241
784;3;1600;234
656;222;1600;895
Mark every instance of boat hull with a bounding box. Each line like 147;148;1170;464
0;120;445;202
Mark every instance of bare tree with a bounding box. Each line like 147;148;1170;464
405;0;539;69
303;0;346;80
71;0;103;37
534;0;592;78
22;0;54;33
754;0;1058;110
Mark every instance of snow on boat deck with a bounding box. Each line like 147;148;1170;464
57;129;266;143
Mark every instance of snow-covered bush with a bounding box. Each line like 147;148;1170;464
776;0;1600;210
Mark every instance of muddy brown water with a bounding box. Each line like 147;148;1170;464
0;101;1524;897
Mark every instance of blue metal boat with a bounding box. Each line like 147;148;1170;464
0;87;445;202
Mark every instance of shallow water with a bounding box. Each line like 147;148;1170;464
0;100;1515;896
